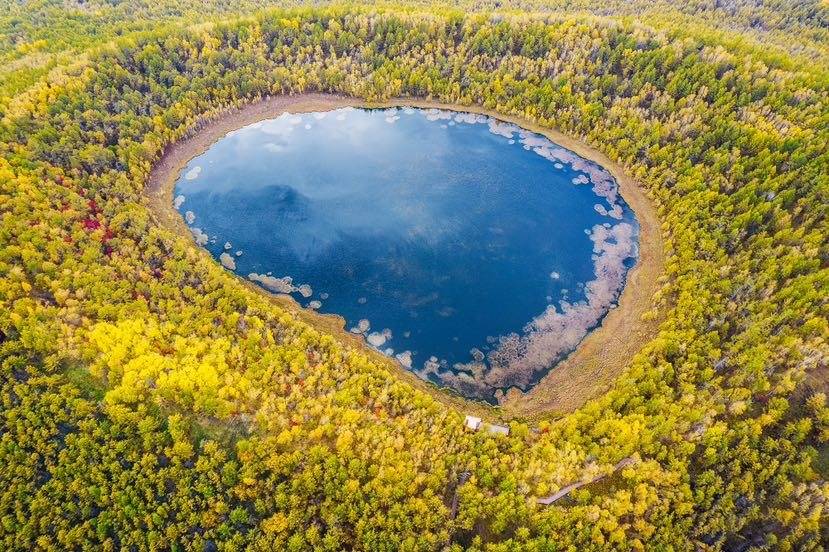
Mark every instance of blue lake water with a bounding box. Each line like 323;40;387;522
174;107;639;402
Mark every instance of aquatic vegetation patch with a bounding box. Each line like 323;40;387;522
439;222;637;397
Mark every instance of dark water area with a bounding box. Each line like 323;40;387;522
174;107;639;401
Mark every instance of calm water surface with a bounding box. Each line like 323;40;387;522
174;107;639;401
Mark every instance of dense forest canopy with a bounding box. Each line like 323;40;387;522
0;1;827;550
1;0;828;93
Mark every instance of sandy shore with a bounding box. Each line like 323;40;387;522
145;93;665;421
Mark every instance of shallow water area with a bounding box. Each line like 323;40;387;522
174;106;639;402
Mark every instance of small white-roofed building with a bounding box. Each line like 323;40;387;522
463;415;510;436
464;415;482;430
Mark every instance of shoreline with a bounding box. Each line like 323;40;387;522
145;93;665;421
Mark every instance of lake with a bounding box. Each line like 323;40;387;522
174;106;639;402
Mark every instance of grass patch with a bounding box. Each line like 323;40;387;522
62;363;106;401
813;443;829;479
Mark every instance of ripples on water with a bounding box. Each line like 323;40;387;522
174;106;639;402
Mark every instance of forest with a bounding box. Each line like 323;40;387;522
0;0;827;550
